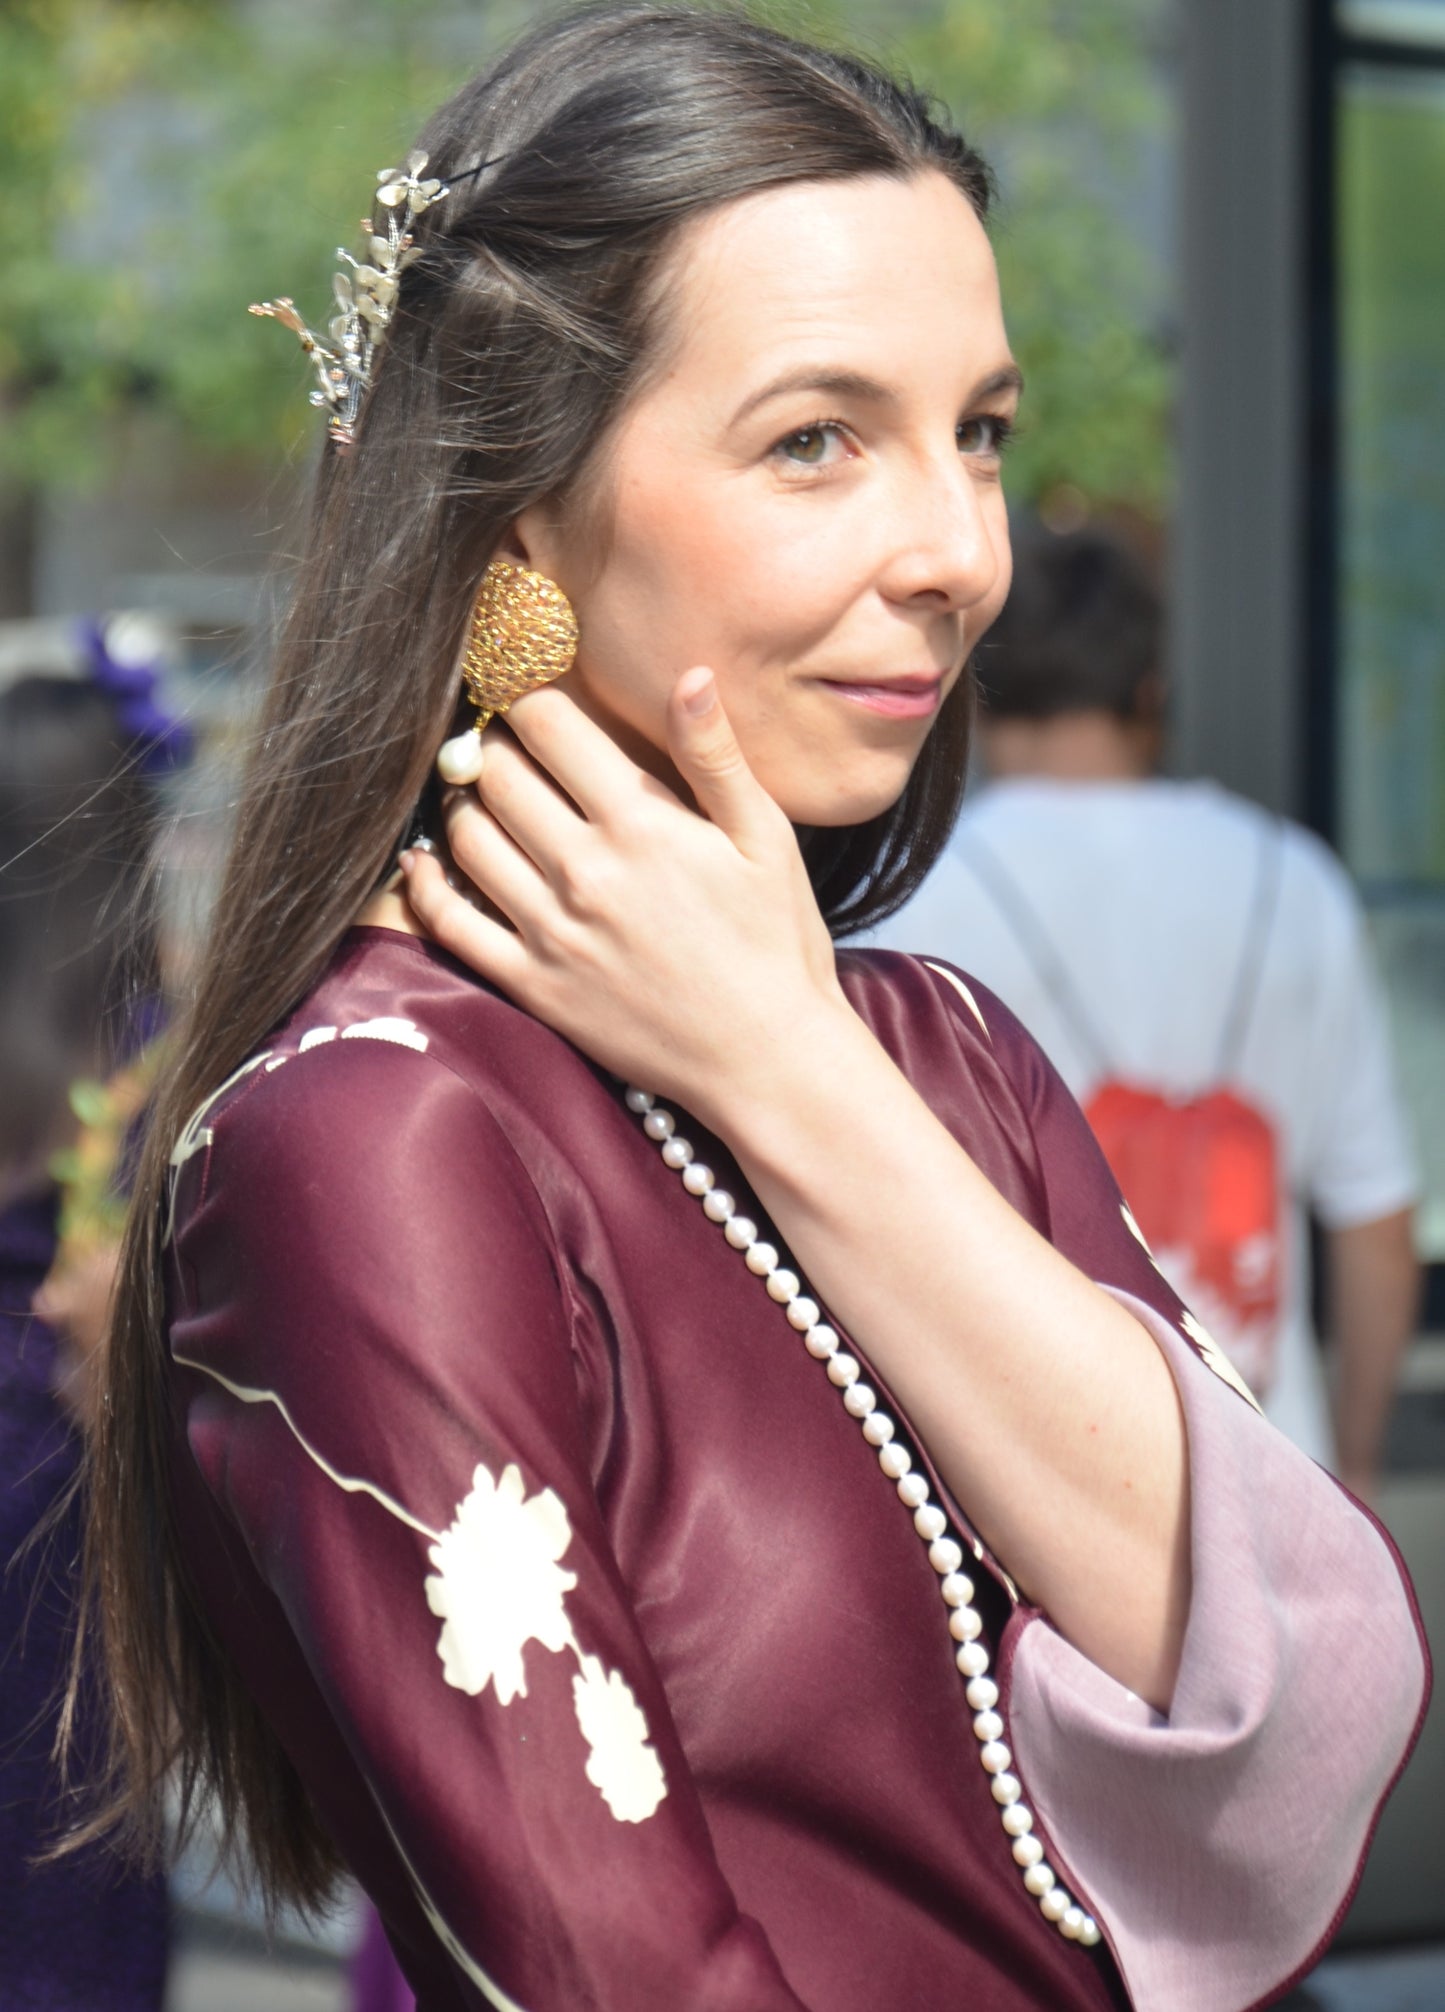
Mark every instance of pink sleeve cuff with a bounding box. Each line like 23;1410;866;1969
1003;1288;1430;2012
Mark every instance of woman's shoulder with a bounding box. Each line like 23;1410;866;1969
199;925;575;1107
269;924;542;1081
165;928;592;1249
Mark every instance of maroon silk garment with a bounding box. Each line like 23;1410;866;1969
165;929;1429;2011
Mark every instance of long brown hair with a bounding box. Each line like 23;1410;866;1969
74;1;993;1911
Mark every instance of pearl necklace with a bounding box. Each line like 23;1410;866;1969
624;1085;1101;1952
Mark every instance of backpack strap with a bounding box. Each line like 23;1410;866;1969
1213;816;1285;1081
954;828;1116;1081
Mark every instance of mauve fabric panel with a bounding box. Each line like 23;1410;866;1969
163;929;1427;2011
1007;1293;1428;2012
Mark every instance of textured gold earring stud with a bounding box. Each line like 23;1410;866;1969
436;560;580;784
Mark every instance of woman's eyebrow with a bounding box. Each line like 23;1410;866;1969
974;363;1025;402
728;367;895;430
728;360;1025;431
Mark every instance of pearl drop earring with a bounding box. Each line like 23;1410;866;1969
436;561;580;784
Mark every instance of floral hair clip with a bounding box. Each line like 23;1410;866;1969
249;151;450;450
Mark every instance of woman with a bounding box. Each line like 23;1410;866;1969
78;9;1427;2010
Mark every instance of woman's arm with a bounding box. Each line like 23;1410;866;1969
170;1035;811;2011
695;985;1190;1708
1328;1207;1420;1499
404;675;1189;1708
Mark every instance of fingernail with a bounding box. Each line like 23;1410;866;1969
397;851;414;875
680;668;716;716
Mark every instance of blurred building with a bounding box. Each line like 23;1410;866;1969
1177;0;1445;1945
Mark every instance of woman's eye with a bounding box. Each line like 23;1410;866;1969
958;414;1014;457
774;422;848;468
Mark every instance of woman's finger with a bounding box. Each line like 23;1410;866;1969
472;728;588;880
400;848;531;999
503;683;651;826
435;797;550;934
665;668;780;853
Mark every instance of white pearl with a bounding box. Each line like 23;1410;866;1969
843;1383;876;1418
940;1571;976;1609
804;1324;838;1359
725;1216;757;1249
624;1088;654;1113
1040;1888;1070;1924
965;1676;998;1712
979;1741;1012;1775
880;1443;912;1480
1079;1919;1101;1949
661;1136;693;1169
861;1413;895;1446
786;1296;820;1331
896;1473;930;1509
1060;1908;1085;1941
949;1608;983;1643
955;1641;989;1678
913;1504;947;1542
1023;1863;1056;1898
990;1772;1022;1806
745;1241;778;1276
643;1109;675;1142
973;1710;1004;1743
929;1538;964;1576
436;730;486;784
682;1162;714;1196
1012;1834;1044;1869
766;1268;800;1303
703;1188;734;1222
826;1353;860;1387
1000;1804;1033;1838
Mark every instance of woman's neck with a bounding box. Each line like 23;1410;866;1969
354;885;432;938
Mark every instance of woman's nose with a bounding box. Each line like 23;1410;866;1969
878;455;1003;614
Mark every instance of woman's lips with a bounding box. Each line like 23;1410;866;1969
819;675;944;720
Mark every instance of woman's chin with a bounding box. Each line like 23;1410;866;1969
761;756;919;829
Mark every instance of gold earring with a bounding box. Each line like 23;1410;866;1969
436;560;579;784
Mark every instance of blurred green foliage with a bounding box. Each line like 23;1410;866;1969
1338;79;1445;880
824;0;1172;511
0;0;1170;511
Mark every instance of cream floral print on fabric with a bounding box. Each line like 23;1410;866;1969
425;1463;578;1703
1119;1203;1263;1414
424;1461;668;1822
1180;1308;1263;1414
571;1653;669;1822
169;1357;668;1826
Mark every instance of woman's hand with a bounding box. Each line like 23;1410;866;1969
402;668;846;1123
406;671;1194;1708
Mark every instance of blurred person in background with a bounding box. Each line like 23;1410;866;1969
872;524;1422;1494
0;627;176;2008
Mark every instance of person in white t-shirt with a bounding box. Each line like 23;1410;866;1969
871;524;1420;1488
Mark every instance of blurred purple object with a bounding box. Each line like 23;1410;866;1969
349;1905;416;2012
78;615;194;775
0;1190;170;2005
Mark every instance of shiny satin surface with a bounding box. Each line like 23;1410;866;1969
164;930;1423;2011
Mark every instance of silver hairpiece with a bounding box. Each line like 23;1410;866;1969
249;151;449;449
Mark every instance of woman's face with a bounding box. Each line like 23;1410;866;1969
512;168;1019;826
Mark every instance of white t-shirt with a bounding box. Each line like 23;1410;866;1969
866;778;1419;1466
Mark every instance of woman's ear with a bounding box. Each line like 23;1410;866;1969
497;503;563;577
